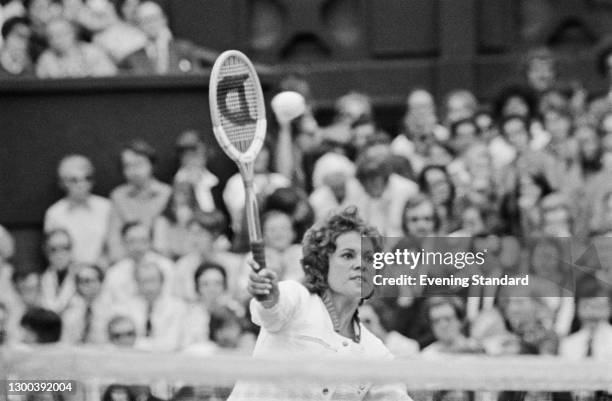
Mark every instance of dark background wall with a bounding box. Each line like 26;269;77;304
3;0;612;268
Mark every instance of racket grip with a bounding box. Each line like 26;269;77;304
250;240;270;302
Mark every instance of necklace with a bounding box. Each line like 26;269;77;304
321;291;361;343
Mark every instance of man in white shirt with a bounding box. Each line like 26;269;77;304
391;89;448;175
44;154;111;264
174;211;245;302
560;276;612;360
40;229;77;313
122;261;187;351
102;222;175;304
353;150;418;237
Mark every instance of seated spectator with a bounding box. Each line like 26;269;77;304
418;165;457;234
153;179;200;260
0;301;8;345
24;0;62;60
539;192;574;237
173;131;224;213
103;221;175;303
119;1;213;74
64;0;146;62
246;210;304;283
183;262;232;349
0;224;16;308
308;152;362;222
400;193;439;240
39;229;77;312
107;314;137;348
108;139;171;261
36;17;117;78
497;286;559;355
359;301;419;358
11;270;42;310
321;91;373;144
223;141;290;246
19;306;62;344
102;384;137;401
353;150;418;236
499;170;553;238
498;114;562;193
0;16;35;76
524;47;557;96
528;237;574;337
210;305;255;352
61;263;110;344
560;275;612;359
449;204;487;237
433;391;473;401
392;89;448;174
443;89;478;127
44;154;111;265
421;297;482;356
174;211;244;302
121;261;186;351
263;186;315;248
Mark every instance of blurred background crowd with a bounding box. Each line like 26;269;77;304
1;0;612;400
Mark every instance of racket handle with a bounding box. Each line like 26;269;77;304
250;239;270;302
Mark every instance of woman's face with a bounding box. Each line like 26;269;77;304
462;207;485;235
576;126;600;162
503;96;529;118
46;231;72;269
263;213;295;251
424;168;451;205
531;242;561;280
46;20;76;54
5;23;31;55
544;110;571;141
429;303;462;344
327;231;364;300
197;268;225;303
404;201;436;237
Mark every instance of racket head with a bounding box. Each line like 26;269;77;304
209;50;266;165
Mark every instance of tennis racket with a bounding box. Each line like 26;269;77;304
209;50;268;298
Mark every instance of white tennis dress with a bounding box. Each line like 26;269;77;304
227;280;412;401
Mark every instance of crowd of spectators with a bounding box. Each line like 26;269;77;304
0;0;216;78
1;21;612;400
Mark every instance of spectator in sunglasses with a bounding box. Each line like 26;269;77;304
39;229;78;312
44;154;112;265
107;315;137;347
61;263;110;344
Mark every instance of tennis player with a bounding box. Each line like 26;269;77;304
228;207;412;401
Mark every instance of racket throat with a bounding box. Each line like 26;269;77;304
239;165;263;243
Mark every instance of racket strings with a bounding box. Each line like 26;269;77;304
217;56;260;153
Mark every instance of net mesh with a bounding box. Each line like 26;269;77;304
3;348;612;401
215;55;261;154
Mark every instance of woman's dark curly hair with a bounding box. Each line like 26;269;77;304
301;207;382;295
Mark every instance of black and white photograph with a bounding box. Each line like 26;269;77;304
1;1;612;400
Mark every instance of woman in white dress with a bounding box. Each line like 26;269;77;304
228;207;412;401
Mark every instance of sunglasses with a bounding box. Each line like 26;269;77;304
77;276;99;284
62;175;93;184
110;330;136;339
409;215;434;222
47;244;71;253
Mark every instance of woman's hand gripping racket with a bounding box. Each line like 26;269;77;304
209;50;269;301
